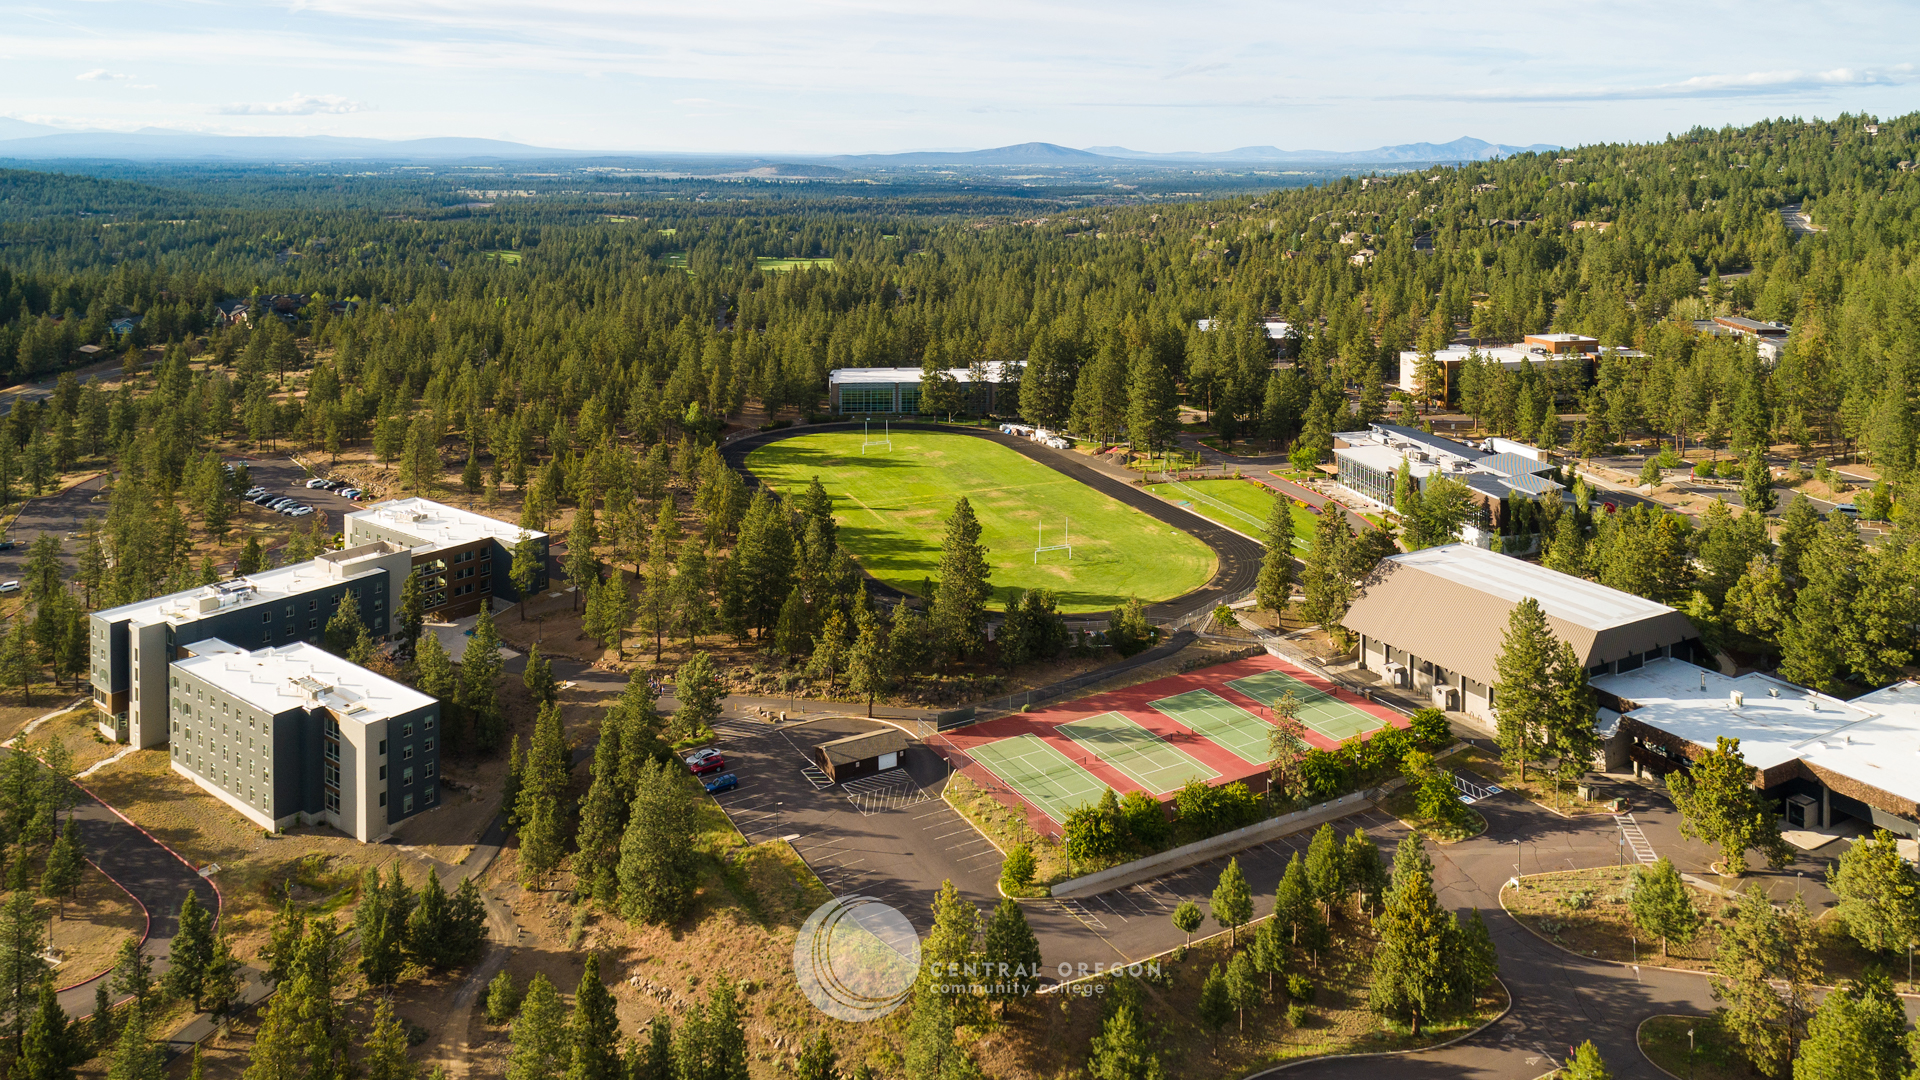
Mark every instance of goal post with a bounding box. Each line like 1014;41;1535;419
861;418;892;455
1032;516;1072;563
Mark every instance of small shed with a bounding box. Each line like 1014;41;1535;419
813;729;914;784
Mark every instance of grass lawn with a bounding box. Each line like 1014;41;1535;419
483;250;521;263
747;430;1216;612
1144;478;1316;547
1639;1014;1767;1080
756;257;834;272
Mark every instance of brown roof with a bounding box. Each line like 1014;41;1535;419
815;728;914;766
1341;545;1699;687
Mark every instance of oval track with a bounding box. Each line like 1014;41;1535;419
722;421;1264;622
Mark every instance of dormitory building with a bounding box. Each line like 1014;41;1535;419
87;497;541;841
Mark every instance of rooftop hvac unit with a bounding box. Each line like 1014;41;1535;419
1729;691;1744;708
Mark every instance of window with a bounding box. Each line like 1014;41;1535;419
379;792;387;806
308;598;317;610
402;723;414;738
326;791;340;812
425;786;436;805
284;605;294;618
403;794;414;813
379;765;387;780
424;738;434;752
402;746;414;761
403;767;414;787
378;739;387;755
425;761;436;777
308;619;317;630
423;717;435;731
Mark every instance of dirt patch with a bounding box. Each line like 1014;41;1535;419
942;772;1062;890
1501;866;1874;979
50;861;145;989
1454;746;1617;816
17;705;124;774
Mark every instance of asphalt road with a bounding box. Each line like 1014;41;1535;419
722;422;1263;623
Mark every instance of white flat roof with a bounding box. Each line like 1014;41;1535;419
346;498;542;553
1389;543;1676;631
1596;659;1920;803
174;640;433;725
96;559;383;629
1334;443;1447;478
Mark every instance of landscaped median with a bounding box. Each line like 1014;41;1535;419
1638;1014;1762;1080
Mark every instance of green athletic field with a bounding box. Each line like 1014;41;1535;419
965;734;1109;823
1056;712;1219;794
1143;479;1316;548
747;431;1216;612
1150;688;1276;766
1226;669;1386;743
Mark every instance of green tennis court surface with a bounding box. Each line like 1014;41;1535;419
1226;669;1387;742
1149;689;1275;766
1057;712;1220;794
967;734;1108;824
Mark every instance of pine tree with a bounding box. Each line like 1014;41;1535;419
161;889;214;1007
566;955;620;1080
200;930;241;1016
1197;964;1232;1056
1210;857;1253;946
901;982;979;1080
322;593;366;658
502;735;526;830
522;645;557;708
505;974;568;1080
574;720;628;904
1087;996;1162;1080
1223;948;1260;1034
88;984;111;1057
979;897;1040;1011
919;879;981;1011
1667;736;1793;875
1272;853;1320;947
795;1031;841;1080
518;700;571;886
354;866;408;992
398;571;426;652
1127;346;1179;459
1344;828;1387;918
485;970;520;1024
1713;884;1819;1077
930;497;991;659
1628;857;1702;957
40;819;83;915
1303;823;1346;920
677;976;752;1080
843;602;892;717
1298;509;1356;638
104;1000;160;1080
446;877;488;965
1256;494;1296;614
1172;901;1202;946
0;891;49;1040
463;606;508;752
362;998;418;1080
617;758;698;923
630;1016;672;1080
671;651;723;741
407;868;451;969
1248;917;1284;995
1369;835;1459;1036
1826;828;1920;955
18;974;77;1080
1793;974;1911;1080
1491;596;1555;780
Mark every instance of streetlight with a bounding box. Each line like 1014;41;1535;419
1688;1027;1695;1080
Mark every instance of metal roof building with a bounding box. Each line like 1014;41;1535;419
826;362;1020;416
1343;543;1702;719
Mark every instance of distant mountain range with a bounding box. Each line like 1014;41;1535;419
0;126;1557;165
1082;137;1561;163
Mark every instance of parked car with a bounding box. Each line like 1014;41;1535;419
0;541;14;551
703;773;739;795
684;748;726;775
288;506;314;517
0;582;18;595
271;498;297;510
245;487;269;498
340;488;362;499
305;478;330;489
1833;503;1860;517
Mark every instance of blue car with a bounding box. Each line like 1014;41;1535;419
703;773;739;795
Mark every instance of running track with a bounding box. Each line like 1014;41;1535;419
721;421;1264;623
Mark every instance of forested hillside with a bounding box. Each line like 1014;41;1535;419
0;111;1917;699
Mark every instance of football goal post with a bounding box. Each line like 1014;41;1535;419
861;419;892;454
1033;517;1072;563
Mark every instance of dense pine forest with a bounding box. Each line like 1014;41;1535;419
0;110;1917;701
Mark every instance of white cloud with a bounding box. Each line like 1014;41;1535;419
1394;66;1916;104
213;94;369;115
77;69;132;81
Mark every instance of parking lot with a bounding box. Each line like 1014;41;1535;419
699;712;1410;972
228;456;380;539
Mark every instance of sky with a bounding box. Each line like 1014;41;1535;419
1;0;1916;155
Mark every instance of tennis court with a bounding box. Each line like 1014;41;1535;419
966;734;1110;824
1227;669;1386;742
1149;689;1276;767
1057;712;1220;794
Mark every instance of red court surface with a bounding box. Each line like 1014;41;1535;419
934;652;1408;837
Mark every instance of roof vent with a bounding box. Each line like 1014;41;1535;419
1768;687;1779;698
1730;691;1744;708
1844;733;1853;745
1699;671;1706;691
1807;695;1819;712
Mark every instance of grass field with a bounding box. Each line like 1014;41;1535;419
756;257;835;272
747;430;1215;611
1144;479;1316;547
484;250;522;263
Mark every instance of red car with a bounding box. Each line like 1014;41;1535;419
684;748;726;775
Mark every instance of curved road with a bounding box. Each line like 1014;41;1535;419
0;743;221;1020
721;421;1263;622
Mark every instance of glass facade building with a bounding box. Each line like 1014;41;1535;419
1336;453;1397;506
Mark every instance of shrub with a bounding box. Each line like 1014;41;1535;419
1409;708;1451;748
1286;973;1315;1003
1287;1004;1310;1027
1000;845;1037;893
484;970;520;1023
